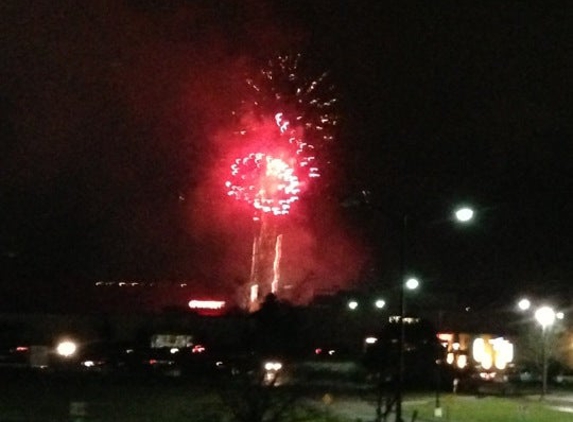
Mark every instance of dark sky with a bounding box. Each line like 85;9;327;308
1;1;572;311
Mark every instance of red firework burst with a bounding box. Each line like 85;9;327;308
225;152;301;216
226;54;337;217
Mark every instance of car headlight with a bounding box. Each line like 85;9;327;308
264;361;283;371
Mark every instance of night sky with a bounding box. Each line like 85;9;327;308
1;1;572;312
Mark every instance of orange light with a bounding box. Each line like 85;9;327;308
456;355;468;369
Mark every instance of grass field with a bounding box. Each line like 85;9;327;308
404;393;573;422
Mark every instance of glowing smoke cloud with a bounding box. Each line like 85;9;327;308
225;54;338;309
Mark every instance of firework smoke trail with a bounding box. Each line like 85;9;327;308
271;233;282;294
226;54;338;309
247;213;281;310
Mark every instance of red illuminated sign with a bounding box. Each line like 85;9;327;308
188;300;226;310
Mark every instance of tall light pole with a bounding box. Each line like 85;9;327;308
434;206;474;418
396;206;474;422
396;275;419;422
395;214;409;422
535;306;556;399
518;300;562;400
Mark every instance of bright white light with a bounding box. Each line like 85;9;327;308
535;306;556;329
517;298;531;311
348;300;358;310
505;342;514;363
456;355;468;369
472;338;485;363
365;336;378;344
375;299;386;309
556;312;565;320
481;352;493;370
405;278;419;290
455;207;474;222
264;361;282;371
490;337;514;370
56;340;77;357
446;353;454;365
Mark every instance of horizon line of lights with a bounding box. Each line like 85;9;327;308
94;281;196;287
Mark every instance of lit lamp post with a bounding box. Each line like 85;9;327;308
396;275;419;422
535;306;556;399
433;206;474;419
395;206;474;422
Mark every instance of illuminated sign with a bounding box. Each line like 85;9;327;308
188;300;226;310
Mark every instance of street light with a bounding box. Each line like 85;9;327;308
396;206;474;422
518;298;532;311
396;272;419;422
347;300;359;311
535;306;556;399
454;207;474;223
518;299;562;399
405;277;420;290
